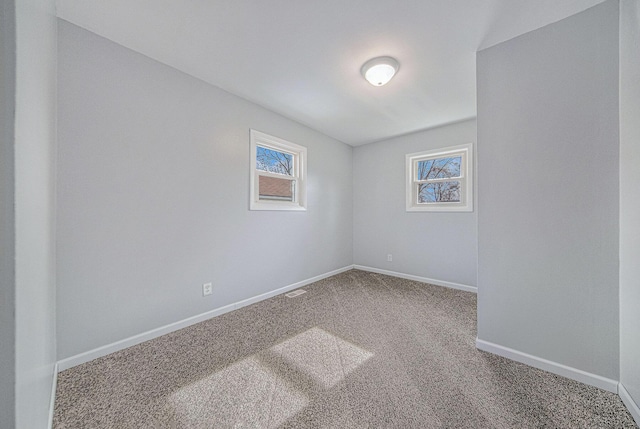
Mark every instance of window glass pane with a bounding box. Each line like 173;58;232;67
256;146;293;176
418;181;461;203
259;175;294;202
417;156;461;180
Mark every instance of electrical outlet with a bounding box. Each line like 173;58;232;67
202;282;213;297
387;254;393;262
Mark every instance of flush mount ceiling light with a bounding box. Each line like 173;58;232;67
361;56;399;86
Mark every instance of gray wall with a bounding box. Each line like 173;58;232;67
0;1;16;427
620;0;640;414
353;119;477;287
56;21;353;360
14;0;58;427
477;1;620;379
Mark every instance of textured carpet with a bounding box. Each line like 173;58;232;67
53;270;638;428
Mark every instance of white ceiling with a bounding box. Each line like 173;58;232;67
56;0;606;146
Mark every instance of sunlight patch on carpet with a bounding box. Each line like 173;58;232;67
168;356;307;428
271;327;374;389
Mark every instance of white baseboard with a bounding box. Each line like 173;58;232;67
475;338;618;393
48;362;58;429
619;382;640;426
232;265;352;309
57;265;353;371
56;302;236;371
353;265;477;294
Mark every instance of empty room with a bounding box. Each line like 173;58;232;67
2;0;640;428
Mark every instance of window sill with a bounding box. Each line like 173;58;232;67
406;205;473;212
250;202;307;211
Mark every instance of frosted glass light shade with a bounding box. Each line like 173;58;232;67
361;57;399;86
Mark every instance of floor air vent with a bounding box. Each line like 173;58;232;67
285;289;307;298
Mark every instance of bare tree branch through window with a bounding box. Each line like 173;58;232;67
256;146;293;176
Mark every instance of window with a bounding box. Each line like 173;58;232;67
406;143;473;212
250;130;307;211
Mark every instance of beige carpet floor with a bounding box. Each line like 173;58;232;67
53;270;637;428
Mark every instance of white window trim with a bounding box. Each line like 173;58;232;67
405;143;473;212
250;129;307;211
